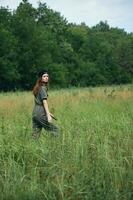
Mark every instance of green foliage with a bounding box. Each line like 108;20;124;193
0;1;133;91
92;20;110;32
0;25;19;90
48;63;69;88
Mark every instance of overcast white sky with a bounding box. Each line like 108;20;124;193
0;0;133;33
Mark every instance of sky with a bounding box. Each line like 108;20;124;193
0;0;133;33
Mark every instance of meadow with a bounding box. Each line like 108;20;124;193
0;85;133;200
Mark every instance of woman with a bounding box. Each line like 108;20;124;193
32;70;58;139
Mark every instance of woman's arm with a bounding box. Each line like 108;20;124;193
43;99;52;123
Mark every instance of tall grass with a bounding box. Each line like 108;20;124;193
0;85;133;200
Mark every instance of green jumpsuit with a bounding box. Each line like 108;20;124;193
32;86;58;138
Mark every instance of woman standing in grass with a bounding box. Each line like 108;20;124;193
32;70;58;139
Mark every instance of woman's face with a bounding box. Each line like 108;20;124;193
42;73;49;83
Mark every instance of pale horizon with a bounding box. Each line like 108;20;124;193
0;0;133;33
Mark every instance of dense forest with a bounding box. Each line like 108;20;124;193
0;0;133;91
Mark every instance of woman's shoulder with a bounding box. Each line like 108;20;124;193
39;86;48;99
40;86;48;94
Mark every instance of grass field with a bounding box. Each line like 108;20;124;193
0;85;133;200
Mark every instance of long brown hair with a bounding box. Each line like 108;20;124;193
32;77;48;96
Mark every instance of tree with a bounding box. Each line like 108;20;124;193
0;26;19;90
92;21;110;32
0;1;132;91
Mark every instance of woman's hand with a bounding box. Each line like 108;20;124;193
47;113;52;123
50;112;54;118
43;100;53;123
49;112;57;120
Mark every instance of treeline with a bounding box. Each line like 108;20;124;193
0;0;133;91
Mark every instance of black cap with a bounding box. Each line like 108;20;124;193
38;70;48;77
